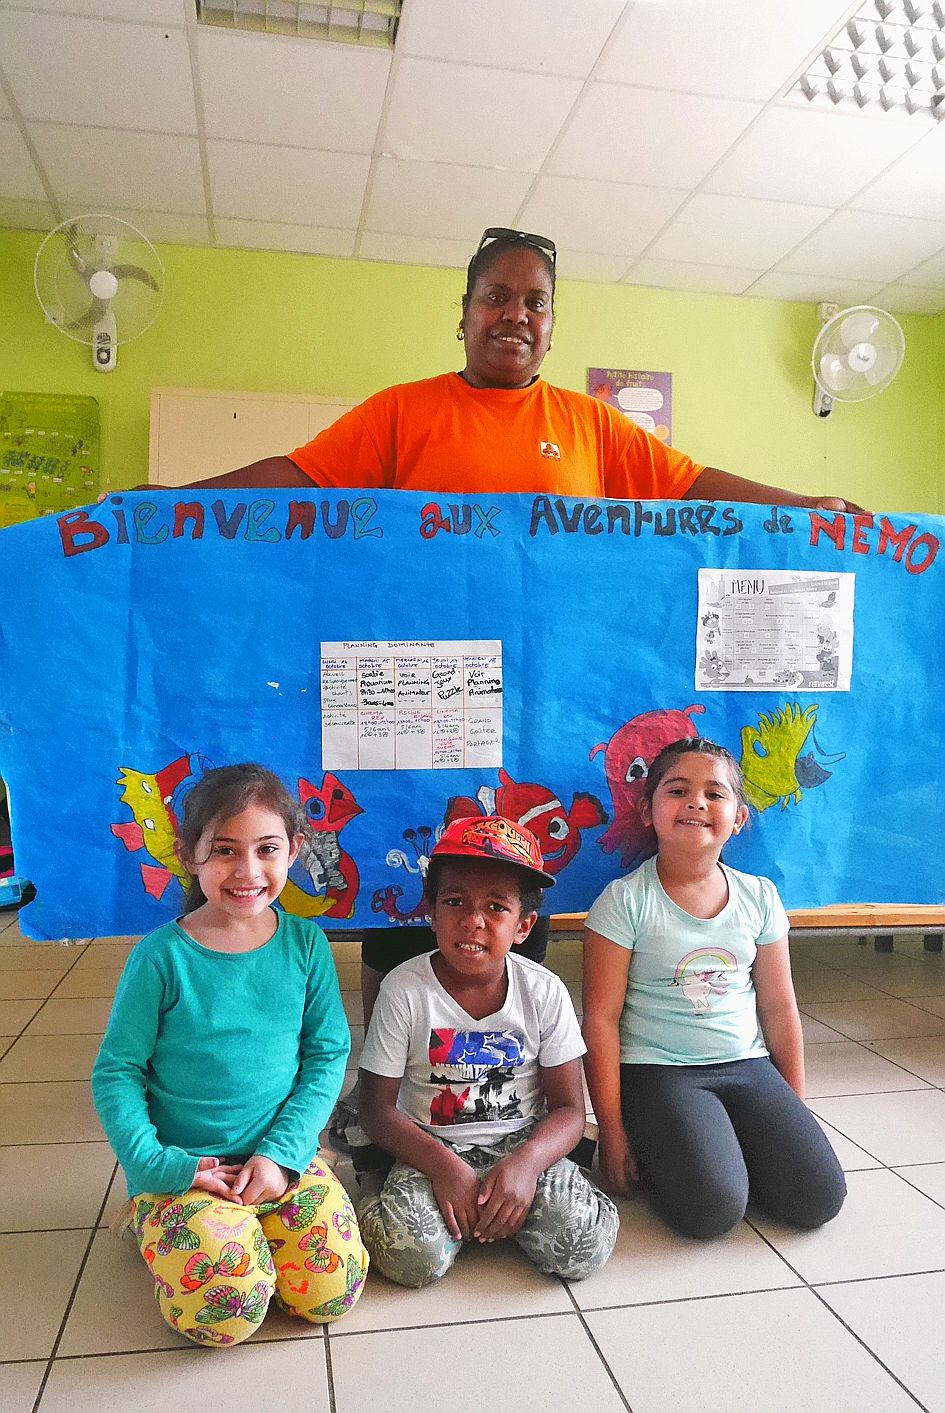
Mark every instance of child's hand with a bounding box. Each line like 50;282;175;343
429;1152;482;1241
191;1156;243;1199
231;1154;291;1206
599;1127;639;1198
474;1148;541;1242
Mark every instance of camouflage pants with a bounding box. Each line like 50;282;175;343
357;1125;619;1289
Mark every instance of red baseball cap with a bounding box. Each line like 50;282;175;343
431;815;555;889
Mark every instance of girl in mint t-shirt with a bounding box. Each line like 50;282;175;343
582;738;845;1239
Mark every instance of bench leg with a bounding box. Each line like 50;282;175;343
924;933;943;954
874;934;894;953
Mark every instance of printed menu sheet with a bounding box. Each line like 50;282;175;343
321;639;503;770
695;570;855;691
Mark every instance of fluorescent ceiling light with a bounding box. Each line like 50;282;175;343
794;0;945;119
196;0;402;48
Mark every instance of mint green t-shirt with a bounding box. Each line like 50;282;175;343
585;856;790;1066
91;911;349;1197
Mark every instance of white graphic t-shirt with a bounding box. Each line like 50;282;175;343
585;856;790;1066
360;952;585;1149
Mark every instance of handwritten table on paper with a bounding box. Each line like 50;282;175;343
320;639;503;770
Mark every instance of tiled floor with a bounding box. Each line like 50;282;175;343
2;914;945;1412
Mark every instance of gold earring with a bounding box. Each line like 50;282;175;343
456;322;464;341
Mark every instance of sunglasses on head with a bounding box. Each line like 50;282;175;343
475;227;557;266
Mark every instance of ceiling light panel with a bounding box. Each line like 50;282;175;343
793;0;945;118
196;0;401;49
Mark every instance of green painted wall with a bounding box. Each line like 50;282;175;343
2;225;942;515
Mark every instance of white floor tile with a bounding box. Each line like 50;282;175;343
868;1034;945;1086
804;1040;930;1098
814;1116;883;1171
586;1287;919;1413
0;946;72;973
0;1032;101;1082
340;1237;571;1334
810;1088;945;1165
59;1229;187;1356
0;998;42;1031
568;1194;799;1310
820;1270;945;1412
22;997;114;1036
0;1143;114;1232
0;969;64;1000
0;1229;89;1360
39;1340;331;1412
801;997;945;1041
0;1079;104;1144
800;1014;846;1043
329;1312;628;1413
0;1360;46;1412
752;1167;945;1282
54;968;123;999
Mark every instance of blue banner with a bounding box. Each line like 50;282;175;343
1;489;942;940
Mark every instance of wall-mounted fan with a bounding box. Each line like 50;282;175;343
811;302;905;418
34;214;164;373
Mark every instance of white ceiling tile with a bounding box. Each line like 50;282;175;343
396;0;626;77
626;258;762;295
599;0;851;101
60;206;211;246
383;57;581;170
549;83;761;187
0;195;55;230
207;141;369;227
197;30;390;153
518;175;686;257
0;119;47;200
871;283;945;314
743;271;882;304
902;249;945;290
648;193;832;268
22;0;184;21
31;124;206;213
555;250;632;283
364;157;533;240
705;106;924;206
215;219;355;258
778;210;945;282
358;231;471;269
0;12;196;133
850;126;945;221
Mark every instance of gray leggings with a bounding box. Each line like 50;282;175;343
357;1125;619;1288
621;1058;846;1239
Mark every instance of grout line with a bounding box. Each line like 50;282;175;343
323;1323;338;1413
30;1163;118;1413
561;1280;634;1413
326;1304;587;1339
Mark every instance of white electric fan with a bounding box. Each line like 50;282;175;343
811;303;905;418
34;214;164;372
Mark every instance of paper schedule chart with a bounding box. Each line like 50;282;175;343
320;640;503;770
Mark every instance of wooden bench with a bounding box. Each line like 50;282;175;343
551;904;945;953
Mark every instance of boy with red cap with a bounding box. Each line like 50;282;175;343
357;816;619;1288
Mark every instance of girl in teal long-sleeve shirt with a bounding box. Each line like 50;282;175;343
92;763;368;1347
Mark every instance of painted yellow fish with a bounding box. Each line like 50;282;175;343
111;755;194;899
739;703;818;811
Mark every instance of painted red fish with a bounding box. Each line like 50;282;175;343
591;705;705;868
282;772;362;920
446;769;606;874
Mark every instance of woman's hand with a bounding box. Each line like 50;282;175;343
429;1150;482;1241
191;1155;243;1199
474;1147;541;1241
231;1154;292;1206
598;1125;639;1199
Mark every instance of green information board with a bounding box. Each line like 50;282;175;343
0;391;100;528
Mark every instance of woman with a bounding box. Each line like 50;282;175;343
181;227;858;1126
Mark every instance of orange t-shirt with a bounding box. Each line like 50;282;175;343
289;373;704;500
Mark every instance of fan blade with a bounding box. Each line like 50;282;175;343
839;309;880;348
65;224;91;281
110;263;159;291
819;352;853;393
863;342;901;386
66;298;108;332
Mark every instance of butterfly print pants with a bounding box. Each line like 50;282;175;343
129;1158;368;1347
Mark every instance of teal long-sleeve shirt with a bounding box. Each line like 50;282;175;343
91;911;350;1198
